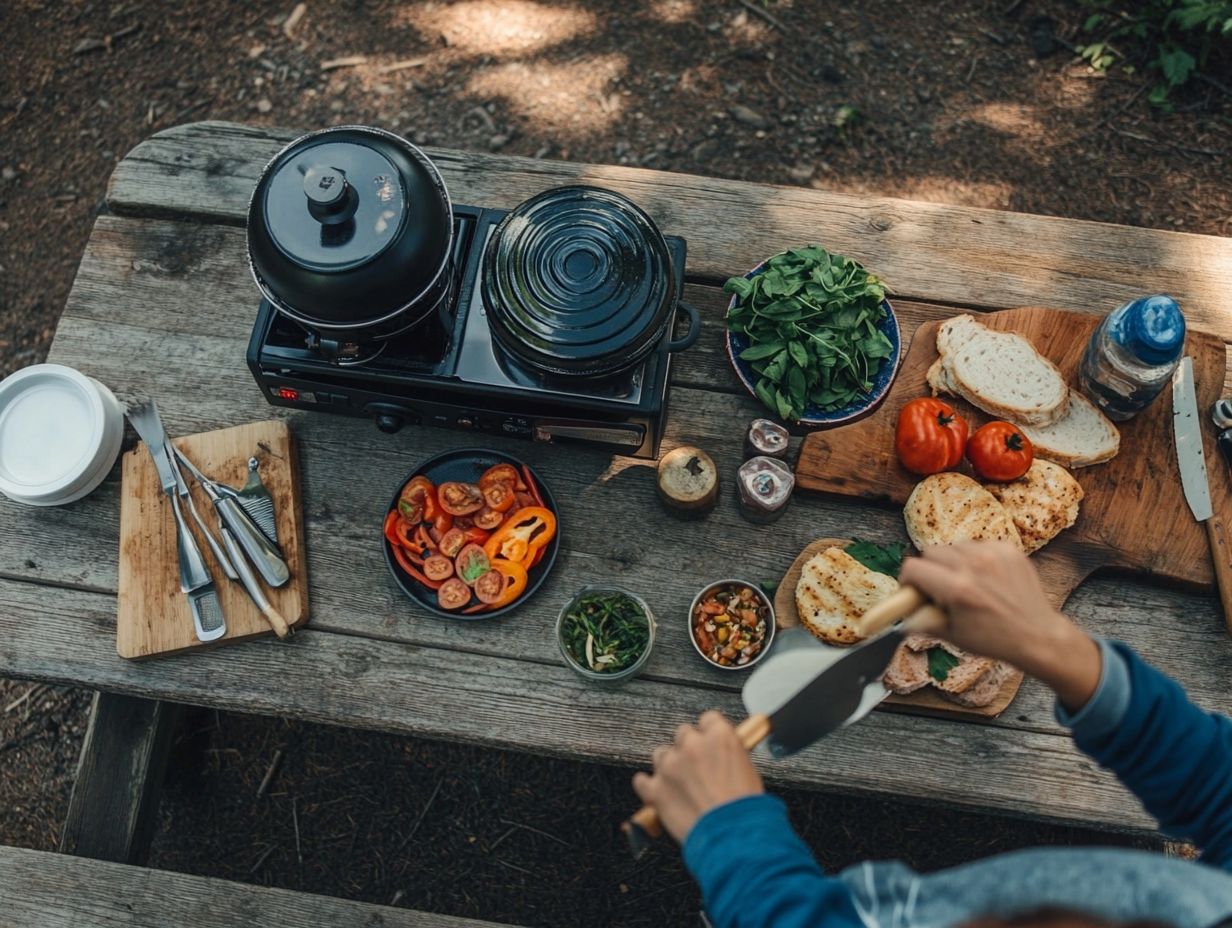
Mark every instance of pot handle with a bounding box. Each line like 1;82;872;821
666;301;701;353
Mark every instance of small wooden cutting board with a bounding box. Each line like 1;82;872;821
117;420;309;660
775;538;1021;719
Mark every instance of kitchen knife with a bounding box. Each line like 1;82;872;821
168;448;238;581
126;399;227;642
621;616;938;857
173;447;291;589
1172;357;1232;630
219;525;292;639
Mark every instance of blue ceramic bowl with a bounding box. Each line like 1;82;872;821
725;259;902;428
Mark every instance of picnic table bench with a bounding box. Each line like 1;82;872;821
5;121;1232;903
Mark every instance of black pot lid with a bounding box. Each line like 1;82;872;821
482;186;672;375
263;139;406;272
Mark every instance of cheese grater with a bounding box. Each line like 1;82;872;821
220;457;280;550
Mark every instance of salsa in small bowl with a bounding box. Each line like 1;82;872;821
689;580;775;670
557;587;656;683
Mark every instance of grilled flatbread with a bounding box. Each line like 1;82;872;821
904;472;1023;552
795;546;898;646
984;459;1083;555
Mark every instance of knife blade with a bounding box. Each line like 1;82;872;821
1172;356;1232;631
167;448;238;581
1173;357;1213;521
745;627;904;758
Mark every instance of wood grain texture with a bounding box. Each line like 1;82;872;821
103;122;1232;341
796;308;1232;607
0;577;1160;832
59;693;180;864
2;845;517;928
773;538;1023;718
117;420;308;659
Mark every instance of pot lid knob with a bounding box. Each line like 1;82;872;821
302;164;356;225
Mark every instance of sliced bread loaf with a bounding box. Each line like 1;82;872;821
933;315;1070;427
1018;391;1120;467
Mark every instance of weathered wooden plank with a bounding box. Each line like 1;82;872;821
59;692;180;864
105;121;1232;335
1;845;517;928
0;577;1158;832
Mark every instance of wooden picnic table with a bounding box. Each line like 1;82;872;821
6;121;1232;858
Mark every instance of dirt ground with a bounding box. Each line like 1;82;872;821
1;0;1226;924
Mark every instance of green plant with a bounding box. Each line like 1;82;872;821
1077;0;1232;105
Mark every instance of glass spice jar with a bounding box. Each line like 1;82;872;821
736;456;794;523
743;418;790;461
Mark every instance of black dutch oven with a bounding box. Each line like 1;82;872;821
247;125;453;348
481;185;700;378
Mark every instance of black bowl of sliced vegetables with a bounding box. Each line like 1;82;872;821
556;587;656;683
382;449;560;620
725;245;901;428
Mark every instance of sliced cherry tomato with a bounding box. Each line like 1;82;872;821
453;515;476;530
483;507;556;568
455;543;490;585
398;475;434;524
895;397;969;476
473;506;505;530
393;546;442;590
486;559;529;608
423;554;454;582
479;463;520;490
521;465;546;508
438;528;466;558
473;568;507;604
967;421;1034;482
437;578;472;610
481;480;516;513
437;482;484;516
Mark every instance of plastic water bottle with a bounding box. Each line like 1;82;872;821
1079;295;1185;421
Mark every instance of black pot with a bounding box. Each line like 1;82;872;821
481;185;700;378
246;126;453;344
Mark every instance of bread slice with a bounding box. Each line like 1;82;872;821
904;472;1024;552
933;652;997;695
882;643;932;694
984;459;1082;555
937;661;1013;708
932;315;1070;427
1017;392;1120;468
795;546;898;646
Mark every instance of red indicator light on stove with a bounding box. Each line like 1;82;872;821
277;387;299;401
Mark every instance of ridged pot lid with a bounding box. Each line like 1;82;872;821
481;186;672;375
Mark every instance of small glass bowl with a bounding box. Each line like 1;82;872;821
688;579;776;671
556;586;657;684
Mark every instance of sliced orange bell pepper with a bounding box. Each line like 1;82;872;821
483;506;556;568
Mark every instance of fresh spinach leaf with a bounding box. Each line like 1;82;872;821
927;647;960;683
845;540;906;578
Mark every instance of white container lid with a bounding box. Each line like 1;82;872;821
0;364;117;504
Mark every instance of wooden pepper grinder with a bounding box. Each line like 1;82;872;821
657;446;719;519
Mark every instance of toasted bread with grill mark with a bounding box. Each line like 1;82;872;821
795;546;899;646
984;459;1083;554
904;472;1024;552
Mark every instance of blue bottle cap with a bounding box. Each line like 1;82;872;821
1126;295;1185;365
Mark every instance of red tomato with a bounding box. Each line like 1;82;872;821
423;554;454;582
472;568;507;604
437;578;472;610
473;506;505;530
437;482;484;516
438;528;466;558
967;421;1034;482
895;397;969;475
455;543;491;586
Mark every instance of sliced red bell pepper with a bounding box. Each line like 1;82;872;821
521;465;546;509
393;545;442;589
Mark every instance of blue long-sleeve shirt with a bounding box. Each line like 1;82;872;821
683;640;1232;928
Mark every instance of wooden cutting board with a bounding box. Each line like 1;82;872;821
117;420;309;660
775;538;1022;719
795;306;1232;611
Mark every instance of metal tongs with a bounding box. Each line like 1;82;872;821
173;446;293;639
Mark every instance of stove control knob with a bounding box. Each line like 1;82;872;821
365;403;417;434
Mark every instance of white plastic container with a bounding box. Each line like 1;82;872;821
0;364;124;506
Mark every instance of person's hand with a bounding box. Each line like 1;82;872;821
632;711;764;843
898;542;1101;710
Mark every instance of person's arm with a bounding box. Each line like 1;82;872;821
1059;638;1232;868
900;542;1232;870
632;712;862;928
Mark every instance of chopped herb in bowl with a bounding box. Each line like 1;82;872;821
557;588;655;682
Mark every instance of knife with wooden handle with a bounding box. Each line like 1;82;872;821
1172;356;1232;632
